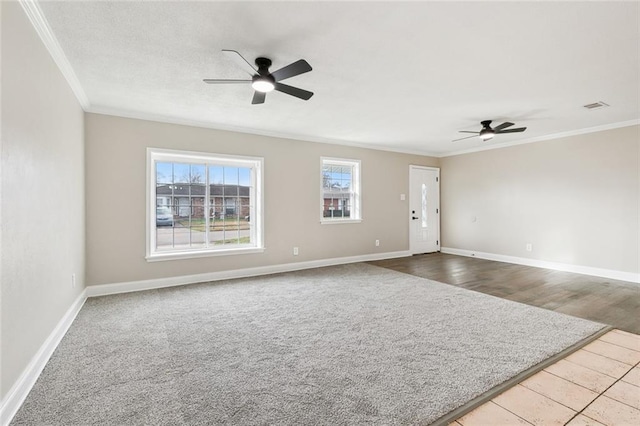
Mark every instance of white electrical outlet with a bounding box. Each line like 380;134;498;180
400;194;406;201
293;247;299;256
526;243;533;252
375;240;380;247
71;273;76;288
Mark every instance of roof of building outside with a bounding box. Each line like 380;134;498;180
156;184;250;197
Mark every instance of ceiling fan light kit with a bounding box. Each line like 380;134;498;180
479;130;495;141
251;76;275;93
453;120;527;142
204;50;313;104
251;57;276;93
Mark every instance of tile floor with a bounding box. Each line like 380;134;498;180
452;329;640;426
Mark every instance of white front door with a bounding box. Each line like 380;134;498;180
409;166;440;254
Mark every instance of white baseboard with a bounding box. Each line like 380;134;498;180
86;250;412;297
1;248;634;425
0;290;87;426
441;247;640;284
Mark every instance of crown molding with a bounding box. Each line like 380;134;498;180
85;106;640;160
442;119;640;157
19;0;90;109
85;105;442;158
17;0;636;159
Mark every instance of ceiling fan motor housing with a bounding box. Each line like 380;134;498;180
252;74;275;85
479;121;495;140
251;58;275;92
255;57;272;75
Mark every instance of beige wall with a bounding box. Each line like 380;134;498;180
1;2;85;399
440;125;640;275
85;113;439;286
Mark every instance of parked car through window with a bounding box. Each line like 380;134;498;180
156;207;174;227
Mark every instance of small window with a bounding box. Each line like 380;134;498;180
147;148;263;261
321;157;361;223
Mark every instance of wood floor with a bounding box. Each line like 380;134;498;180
370;253;640;334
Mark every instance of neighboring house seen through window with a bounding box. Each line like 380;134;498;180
147;148;263;261
321;157;361;223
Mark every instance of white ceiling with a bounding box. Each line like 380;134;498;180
35;1;639;156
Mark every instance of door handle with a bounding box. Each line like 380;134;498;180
412;216;419;220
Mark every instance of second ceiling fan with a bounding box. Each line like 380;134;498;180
203;50;313;105
453;120;526;142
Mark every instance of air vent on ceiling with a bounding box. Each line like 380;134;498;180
583;101;609;110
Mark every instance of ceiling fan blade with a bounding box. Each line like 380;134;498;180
452;135;479;142
222;49;257;76
493;122;515;132
274;82;314;100
203;79;251;84
270;59;313;82
251;91;266;105
496;127;527;134
459;131;480;134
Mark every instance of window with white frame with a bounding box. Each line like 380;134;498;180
321;157;361;223
147;148;263;261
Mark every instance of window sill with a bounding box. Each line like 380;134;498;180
320;219;363;225
146;246;265;262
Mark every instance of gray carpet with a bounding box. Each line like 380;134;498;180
12;263;604;425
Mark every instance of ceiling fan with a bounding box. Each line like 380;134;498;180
453;120;527;142
203;50;313;105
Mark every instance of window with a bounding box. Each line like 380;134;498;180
321;157;361;223
147;148;263;261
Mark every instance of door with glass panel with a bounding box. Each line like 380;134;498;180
409;166;440;254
